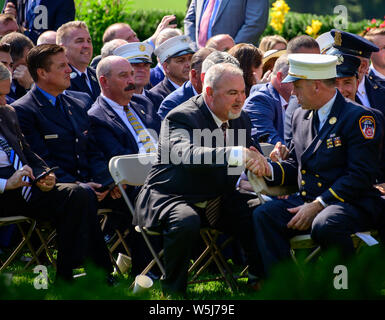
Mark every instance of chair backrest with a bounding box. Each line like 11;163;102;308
108;153;157;186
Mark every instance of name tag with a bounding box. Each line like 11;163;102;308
44;134;58;140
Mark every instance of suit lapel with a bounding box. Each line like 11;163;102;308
196;0;205;25
213;0;230;26
69;65;93;97
32;87;73;131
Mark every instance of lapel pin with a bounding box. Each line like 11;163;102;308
140;109;145;115
70;72;77;79
329;117;337;125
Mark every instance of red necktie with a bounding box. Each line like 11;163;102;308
198;0;216;48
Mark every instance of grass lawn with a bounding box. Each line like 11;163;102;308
130;0;188;12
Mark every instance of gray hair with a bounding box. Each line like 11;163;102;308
101;39;128;58
272;54;289;77
155;28;183;47
201;51;240;74
203;62;243;91
0;62;11;81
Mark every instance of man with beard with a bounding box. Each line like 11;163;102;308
56;21;101;101
135;62;268;295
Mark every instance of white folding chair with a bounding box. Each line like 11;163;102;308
108;153;166;278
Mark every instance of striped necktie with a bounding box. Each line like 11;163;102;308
0;136;32;201
123;105;157;153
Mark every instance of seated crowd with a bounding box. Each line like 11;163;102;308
1;0;385;298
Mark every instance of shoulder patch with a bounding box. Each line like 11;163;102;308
359;115;375;139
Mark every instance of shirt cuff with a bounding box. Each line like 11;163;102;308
228;146;244;166
316;196;327;208
264;163;275;181
0;178;7;193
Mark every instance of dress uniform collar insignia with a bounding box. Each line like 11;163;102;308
70;72;77;79
329;117;337;124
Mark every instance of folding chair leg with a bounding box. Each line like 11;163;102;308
0;219;36;272
24;229;57;270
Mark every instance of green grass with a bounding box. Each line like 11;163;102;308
2;245;385;300
130;0;188;12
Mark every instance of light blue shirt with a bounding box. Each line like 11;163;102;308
36;85;57;106
202;0;222;39
316;91;337;132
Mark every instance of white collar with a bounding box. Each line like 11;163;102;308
72;65;89;78
168;78;181;90
358;76;366;95
101;94;126;109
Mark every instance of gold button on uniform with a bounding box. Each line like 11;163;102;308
317;182;322;187
301;191;307;196
315;174;320;178
301;170;306;174
301;180;305;185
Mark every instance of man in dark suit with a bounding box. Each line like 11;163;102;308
12;44;114;202
88;55;161;275
2;0;75;44
251;54;385;280
149;35;195;111
243;54;292;145
56;21;101;102
135;62;269;295
0;61;112;282
157;47;214;120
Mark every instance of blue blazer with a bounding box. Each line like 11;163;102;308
63;90;94;111
3;0;75;44
150;64;165;87
243;83;285;144
87;95;161;161
68;65;101;102
158;81;196;120
11;86;111;185
149;77;176;111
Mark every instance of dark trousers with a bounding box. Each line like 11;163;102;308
160;191;262;294
0;183;113;280
252;194;374;278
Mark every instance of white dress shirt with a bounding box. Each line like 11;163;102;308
357;77;371;108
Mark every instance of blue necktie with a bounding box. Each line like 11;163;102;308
0;136;32;201
26;0;40;29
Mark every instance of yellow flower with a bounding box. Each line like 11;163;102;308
270;0;290;33
305;19;323;38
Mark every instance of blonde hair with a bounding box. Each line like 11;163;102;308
56;21;89;45
259;35;287;53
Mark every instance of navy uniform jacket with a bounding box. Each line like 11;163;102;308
148;77;176;111
243;82;285;145
134;94;260;228
87;95;161;161
68;65;101;102
268;91;384;223
150;63;165;87
8;79;28;101
11;86;111;185
369;69;385;88
2;0;75;44
355;75;385;115
157;80;196;120
63;90;93;111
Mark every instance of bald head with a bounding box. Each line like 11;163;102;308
37;31;57;46
103;23;139;43
97;56;136;105
205;34;235;52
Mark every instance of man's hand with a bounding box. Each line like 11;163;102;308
4;2;17;17
287;200;324;230
5;165;34;191
109;186;122;199
13;65;34;90
269;141;289;162
85;182;109;202
258;70;272;84
36;173;56;192
375;183;385;195
149;15;177;44
245;146;271;177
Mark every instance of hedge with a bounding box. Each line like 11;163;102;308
74;0;372;58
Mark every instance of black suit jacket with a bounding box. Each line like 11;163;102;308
148;77;176;111
11;85;111;185
68;65;101;102
134;94;259;228
2;0;75;43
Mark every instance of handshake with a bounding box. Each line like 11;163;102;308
244;142;289;178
